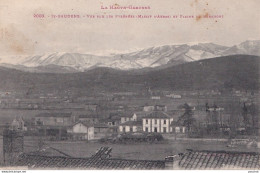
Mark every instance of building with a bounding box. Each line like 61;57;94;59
143;105;154;112
166;94;182;99
78;114;99;123
143;105;167;112
142;111;173;133
104;113;121;126
120;112;138;123
119;121;142;133
151;96;160;100
34;112;74;140
35;112;73;127
15;147;165;169
67;121;94;140
14;147;260;169
85;104;99;111
10;116;26;131
170;121;186;134
155;105;167;112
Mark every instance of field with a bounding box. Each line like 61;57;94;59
1;136;259;165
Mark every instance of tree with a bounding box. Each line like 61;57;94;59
248;102;259;135
242;102;249;126
178;103;196;133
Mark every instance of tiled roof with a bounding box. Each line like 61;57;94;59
15;147;165;169
120;121;142;126
121;111;134;118
143;111;171;119
35;112;72;117
72;121;94;127
177;149;260;169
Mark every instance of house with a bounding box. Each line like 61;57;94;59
10;116;26;131
67;121;94;140
78;114;99;123
120;113;134;124
104;113;121;127
142;111;173;133
119;121;142;133
120;112;148;124
166;94;181;99
155;105;167;112
151;96;160;100
35;112;73;127
170;121;186;134
143;105;154;112
34;112;73;140
120;112;138;123
85;104;99;111
94;123;110;133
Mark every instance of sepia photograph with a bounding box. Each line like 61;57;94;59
0;0;259;171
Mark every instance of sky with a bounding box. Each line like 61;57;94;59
0;0;259;58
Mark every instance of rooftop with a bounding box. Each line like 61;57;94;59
15;147;165;169
177;149;260;169
143;111;171;119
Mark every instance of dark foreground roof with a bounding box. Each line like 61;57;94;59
178;149;260;169
14;147;260;170
15;147;165;169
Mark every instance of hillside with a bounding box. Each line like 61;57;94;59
0;55;259;93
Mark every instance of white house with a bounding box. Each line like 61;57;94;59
143;105;155;112
119;121;142;133
121;112;148;124
142;111;173;133
67;121;94;140
151;96;160;100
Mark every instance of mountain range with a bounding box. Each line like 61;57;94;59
0;40;259;73
0;55;259;92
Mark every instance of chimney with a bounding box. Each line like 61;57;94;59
3;128;24;166
164;154;182;170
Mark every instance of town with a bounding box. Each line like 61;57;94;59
0;85;259;169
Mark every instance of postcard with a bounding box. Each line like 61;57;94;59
0;0;259;171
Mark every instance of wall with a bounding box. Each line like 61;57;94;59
88;127;94;140
72;123;88;133
143;118;173;133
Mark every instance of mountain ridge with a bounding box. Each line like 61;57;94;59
0;40;259;73
0;55;259;93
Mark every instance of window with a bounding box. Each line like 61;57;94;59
146;119;149;124
163;127;167;133
154;127;158;132
154;119;157;124
145;127;148;132
130;127;133;132
164;120;167;124
123;127;126;132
